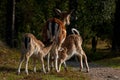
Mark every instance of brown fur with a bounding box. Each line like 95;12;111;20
42;18;66;48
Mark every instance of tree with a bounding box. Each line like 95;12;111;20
112;0;120;51
75;0;115;52
5;0;15;47
1;0;115;50
0;0;7;40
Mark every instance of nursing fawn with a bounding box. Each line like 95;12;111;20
17;33;54;75
57;28;89;72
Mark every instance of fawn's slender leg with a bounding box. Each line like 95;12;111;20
82;52;89;72
25;54;30;75
80;47;89;72
58;60;62;72
33;58;36;73
63;62;68;71
47;53;50;72
18;54;24;74
40;56;46;73
77;53;83;71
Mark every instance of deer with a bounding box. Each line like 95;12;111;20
42;9;73;72
17;33;54;75
56;28;89;72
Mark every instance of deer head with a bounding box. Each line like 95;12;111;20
55;9;74;26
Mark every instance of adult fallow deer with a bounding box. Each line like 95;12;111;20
42;9;73;72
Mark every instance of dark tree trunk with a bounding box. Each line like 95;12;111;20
112;0;120;51
92;36;97;53
6;0;15;47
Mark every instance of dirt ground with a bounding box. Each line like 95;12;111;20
88;63;120;80
67;61;120;80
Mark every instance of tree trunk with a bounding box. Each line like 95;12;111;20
92;36;97;53
112;0;120;51
6;0;15;47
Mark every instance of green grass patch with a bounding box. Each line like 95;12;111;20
95;57;120;68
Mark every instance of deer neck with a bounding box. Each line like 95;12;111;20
42;43;53;55
63;20;66;26
61;19;66;26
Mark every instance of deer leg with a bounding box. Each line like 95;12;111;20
58;60;63;72
47;53;50;72
18;54;25;75
25;54;30;75
80;48;89;72
83;53;89;72
49;58;54;71
58;60;67;72
33;58;36;73
55;48;59;72
40;56;46;73
63;61;68;72
77;54;83;71
55;56;59;72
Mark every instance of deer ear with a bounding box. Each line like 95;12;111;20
55;8;62;15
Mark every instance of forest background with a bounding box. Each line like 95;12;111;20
0;0;120;55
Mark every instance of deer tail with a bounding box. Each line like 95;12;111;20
71;28;80;35
24;36;30;49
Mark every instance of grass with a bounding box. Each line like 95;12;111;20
0;41;90;80
85;39;120;68
95;57;120;68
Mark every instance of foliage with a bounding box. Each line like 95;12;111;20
0;0;7;40
0;0;116;47
76;0;115;41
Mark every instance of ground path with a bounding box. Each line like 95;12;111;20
67;61;120;80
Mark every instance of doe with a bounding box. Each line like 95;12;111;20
42;9;73;72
